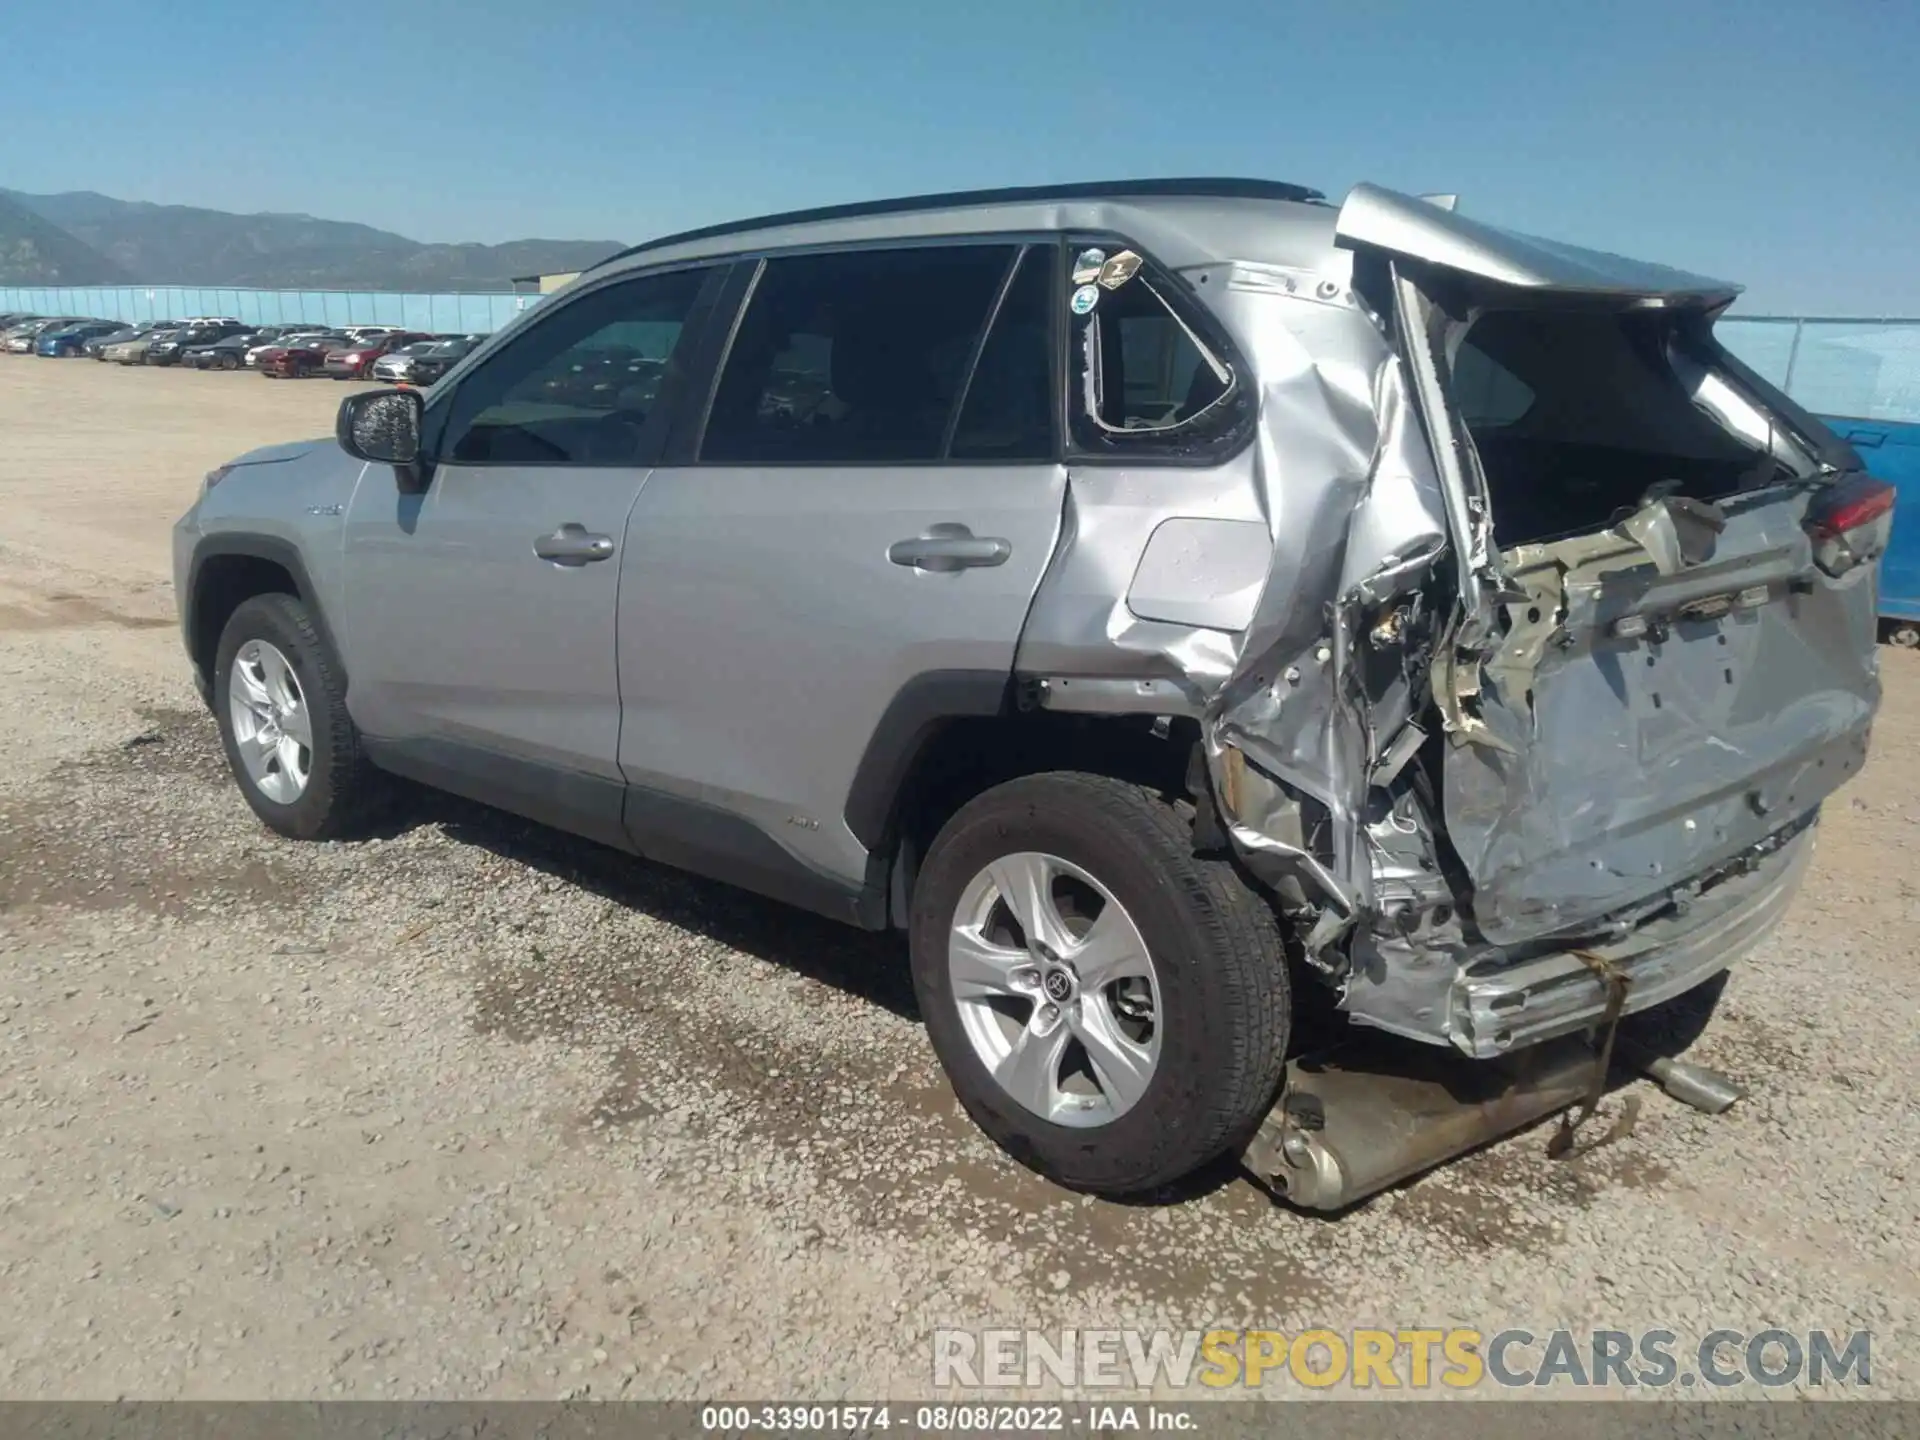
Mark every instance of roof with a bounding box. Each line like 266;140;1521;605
589;177;1336;279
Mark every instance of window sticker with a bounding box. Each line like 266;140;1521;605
1097;250;1143;291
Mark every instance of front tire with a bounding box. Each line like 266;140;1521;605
909;772;1290;1195
213;593;381;840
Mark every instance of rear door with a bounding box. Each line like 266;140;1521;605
613;242;1065;910
1338;185;1881;943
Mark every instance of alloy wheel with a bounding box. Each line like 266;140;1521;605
227;639;314;804
948;851;1161;1128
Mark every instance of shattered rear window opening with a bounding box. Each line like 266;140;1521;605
1450;309;1790;549
1067;250;1249;460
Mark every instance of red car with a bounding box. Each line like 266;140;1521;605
324;331;434;380
257;334;353;378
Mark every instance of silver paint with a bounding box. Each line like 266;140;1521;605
173;181;1883;1060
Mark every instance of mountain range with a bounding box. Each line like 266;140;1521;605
0;187;623;292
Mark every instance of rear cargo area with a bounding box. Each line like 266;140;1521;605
1427;304;1880;945
1452;308;1779;547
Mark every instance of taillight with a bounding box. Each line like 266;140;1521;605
1806;476;1895;577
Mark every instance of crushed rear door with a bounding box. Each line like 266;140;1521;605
1336;186;1882;945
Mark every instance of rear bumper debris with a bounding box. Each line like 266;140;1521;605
1447;822;1814;1058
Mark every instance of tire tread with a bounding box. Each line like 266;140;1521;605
215;592;381;840
911;770;1290;1195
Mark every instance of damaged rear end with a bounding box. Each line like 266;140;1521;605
1215;187;1885;1203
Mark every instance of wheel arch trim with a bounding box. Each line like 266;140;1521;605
186;533;345;688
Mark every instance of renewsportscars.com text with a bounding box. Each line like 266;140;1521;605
934;1327;1872;1391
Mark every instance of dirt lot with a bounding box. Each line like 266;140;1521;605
1;356;1915;1401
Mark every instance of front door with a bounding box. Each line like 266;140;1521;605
339;264;718;846
615;243;1066;906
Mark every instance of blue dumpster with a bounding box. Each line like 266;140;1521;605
1820;416;1920;624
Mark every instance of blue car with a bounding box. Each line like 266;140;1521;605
36;320;123;357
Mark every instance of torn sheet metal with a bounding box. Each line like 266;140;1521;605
1020;188;1881;1059
1021;257;1443;936
1016;264;1451;940
1387;263;1503;687
1441;504;1877;945
1335;182;1741;305
1202;283;1450;925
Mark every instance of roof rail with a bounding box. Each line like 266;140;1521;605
589;176;1327;274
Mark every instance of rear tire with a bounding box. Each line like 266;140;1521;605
910;772;1290;1195
213;593;383;841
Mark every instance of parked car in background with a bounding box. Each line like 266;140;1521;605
36;320;124;357
147;321;253;366
104;327;180;365
6;317;88;352
85;320;176;358
399;336;481;386
258;333;354;378
368;339;446;384
245;331;337;368
185;331;269;370
0;311;43;329
190;326;317;370
325;331;433;380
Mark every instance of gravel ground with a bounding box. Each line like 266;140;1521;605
0;357;1915;1401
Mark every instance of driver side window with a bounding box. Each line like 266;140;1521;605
442;267;710;467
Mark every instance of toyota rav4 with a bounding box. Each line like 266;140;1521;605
174;179;1887;1207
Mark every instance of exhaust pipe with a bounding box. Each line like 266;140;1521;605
1242;1035;1598;1211
1615;1037;1745;1114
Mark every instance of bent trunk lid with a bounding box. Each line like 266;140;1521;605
1336;186;1880;945
1441;497;1876;943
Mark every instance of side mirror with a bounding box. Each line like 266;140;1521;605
337;387;423;466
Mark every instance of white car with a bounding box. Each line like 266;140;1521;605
368;340;443;384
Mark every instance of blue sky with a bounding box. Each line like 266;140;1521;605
1;0;1915;313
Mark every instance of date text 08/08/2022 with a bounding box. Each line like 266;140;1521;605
700;1404;1190;1433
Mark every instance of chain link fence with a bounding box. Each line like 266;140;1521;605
1717;317;1920;424
0;284;537;334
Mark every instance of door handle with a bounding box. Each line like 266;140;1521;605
534;523;615;566
888;522;1012;573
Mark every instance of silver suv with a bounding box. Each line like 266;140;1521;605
175;179;1887;1207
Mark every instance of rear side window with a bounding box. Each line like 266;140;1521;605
701;245;1038;464
949;248;1055;461
1066;244;1250;460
